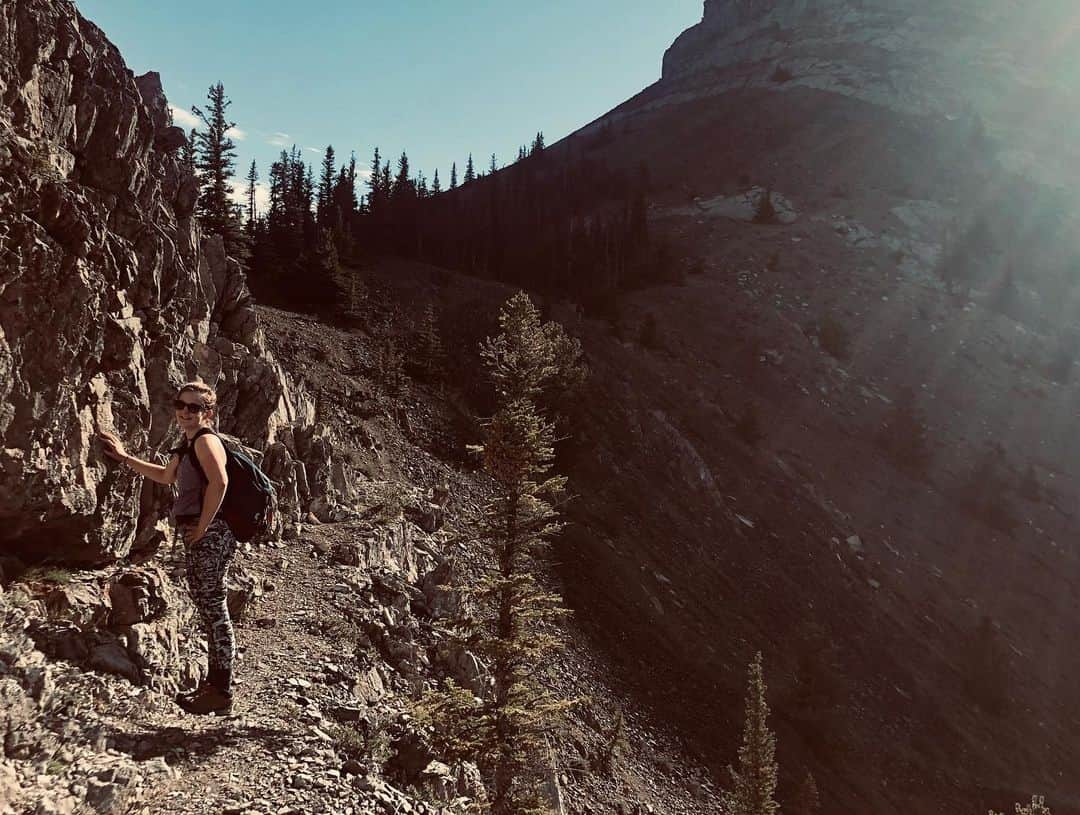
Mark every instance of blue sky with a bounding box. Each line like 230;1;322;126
74;0;701;209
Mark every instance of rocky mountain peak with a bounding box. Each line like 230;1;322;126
701;0;772;28
662;0;1049;128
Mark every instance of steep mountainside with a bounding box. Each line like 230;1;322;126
529;1;1080;813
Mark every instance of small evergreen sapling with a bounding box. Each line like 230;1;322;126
415;303;446;382
723;652;780;815
596;708;628;775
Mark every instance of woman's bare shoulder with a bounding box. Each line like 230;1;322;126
193;431;227;455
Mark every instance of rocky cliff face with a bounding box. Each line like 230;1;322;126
0;0;343;565
659;0;1075;174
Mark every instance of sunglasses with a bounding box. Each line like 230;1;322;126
173;399;209;414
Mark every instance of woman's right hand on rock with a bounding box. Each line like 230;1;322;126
97;430;128;463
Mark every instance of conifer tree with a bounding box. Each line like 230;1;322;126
596;708;628;774
531;131;545;155
367;146;383;215
312;226;340;300
331;153;358;260
392;151;411;199
464;153;476;184
380;161;392;201
417;292;586;814
415;302;446;380
191;82;245;257
347;152;359;210
723;652;779;815
432;169;442;196
489;153;498;175
256;145;308;292
302;164;316;235
244;159;259;237
450;161;458;190
317;145;336;227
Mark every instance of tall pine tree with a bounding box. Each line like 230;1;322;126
380;161;392;202
191;82;245;258
450;161;458;190
317;145;336;228
244;159;259;237
417;293;586;814
464;153;476;184
339;152;359;212
367;146;383;216
392;151;412;200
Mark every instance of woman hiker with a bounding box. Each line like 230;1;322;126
98;381;237;715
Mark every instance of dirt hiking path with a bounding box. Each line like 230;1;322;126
120;524;415;815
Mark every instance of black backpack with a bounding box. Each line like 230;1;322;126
178;428;277;542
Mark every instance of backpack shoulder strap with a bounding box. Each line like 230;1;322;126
184;428;220;484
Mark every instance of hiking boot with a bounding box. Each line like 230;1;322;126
176;683;232;716
174;679;210;706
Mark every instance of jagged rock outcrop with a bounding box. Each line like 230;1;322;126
0;586;177;814
12;564;222;692
0;0;318;565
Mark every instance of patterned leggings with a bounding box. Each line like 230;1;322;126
178;517;238;693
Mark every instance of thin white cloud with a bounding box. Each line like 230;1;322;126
169;104;199;129
229;180;271;218
357;168;373;181
170;104;245;141
268;132;291;147
306;147;322;154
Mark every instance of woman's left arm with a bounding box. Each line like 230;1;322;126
192;435;229;540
